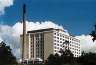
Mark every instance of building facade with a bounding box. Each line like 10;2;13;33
20;28;81;61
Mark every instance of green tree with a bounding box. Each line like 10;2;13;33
47;49;74;65
61;49;74;65
47;53;61;65
90;25;96;41
78;52;96;65
47;54;55;65
0;41;17;65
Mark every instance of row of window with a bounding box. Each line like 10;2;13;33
54;32;80;42
54;42;80;49
54;49;61;53
30;52;44;57
36;51;44;54
30;40;44;44
54;37;80;44
54;40;80;47
54;49;81;56
74;55;80;57
36;54;44;58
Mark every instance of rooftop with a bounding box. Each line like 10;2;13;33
27;28;64;33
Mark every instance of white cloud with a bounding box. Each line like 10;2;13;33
76;35;96;53
0;24;20;58
0;21;67;58
13;21;69;35
0;0;14;15
0;37;2;42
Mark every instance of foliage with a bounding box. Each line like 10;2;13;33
0;41;17;65
47;49;74;65
47;53;61;65
78;52;96;65
47;49;96;65
90;25;96;41
61;49;74;64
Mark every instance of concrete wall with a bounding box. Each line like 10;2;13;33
44;31;54;60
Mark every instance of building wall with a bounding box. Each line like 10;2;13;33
28;33;35;59
28;33;45;60
53;30;81;57
44;31;54;60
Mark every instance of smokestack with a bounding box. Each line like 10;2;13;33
22;4;26;61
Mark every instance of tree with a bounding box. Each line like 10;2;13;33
60;49;74;65
47;54;55;65
78;51;96;65
0;41;17;65
47;53;61;65
90;25;96;41
47;49;74;65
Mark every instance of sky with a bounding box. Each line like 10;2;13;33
0;0;96;59
0;0;96;35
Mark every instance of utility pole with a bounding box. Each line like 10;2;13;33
22;4;26;62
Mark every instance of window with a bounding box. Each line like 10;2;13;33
54;36;56;38
63;39;64;41
60;41;62;43
57;44;59;46
60;34;62;37
57;34;59;36
57;41;59;43
40;33;44;37
60;38;62;40
36;38;39;40
57;47;59;49
35;34;39;37
30;34;34;37
54;33;56;35
57;37;59;39
54;43;56;45
55;50;56;52
54;40;56;42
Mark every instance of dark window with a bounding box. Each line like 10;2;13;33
57;37;59;39
35;34;39;37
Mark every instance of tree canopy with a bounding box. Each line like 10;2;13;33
47;49;96;65
90;25;96;41
47;49;74;65
0;41;17;65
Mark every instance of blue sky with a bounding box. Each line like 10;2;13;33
0;0;96;35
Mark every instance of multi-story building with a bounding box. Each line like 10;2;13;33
20;28;81;61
